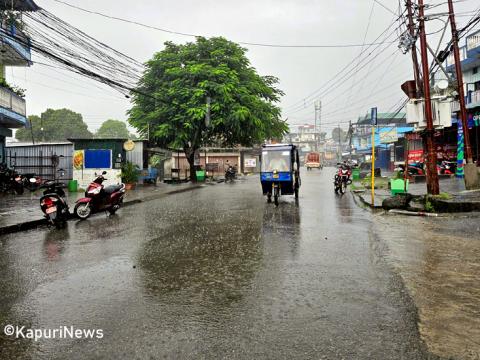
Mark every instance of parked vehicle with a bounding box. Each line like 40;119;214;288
334;162;352;194
74;171;125;219
395;162;425;176
225;164;237;182
305;152;321;170
39;181;70;229
438;161;456;175
21;173;43;192
0;163;24;194
260;144;300;206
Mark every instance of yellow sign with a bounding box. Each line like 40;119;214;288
73;150;84;170
123;140;135;151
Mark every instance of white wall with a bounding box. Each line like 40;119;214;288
73;169;122;190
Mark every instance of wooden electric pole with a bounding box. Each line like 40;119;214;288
406;0;423;96
447;0;479;189
418;0;440;195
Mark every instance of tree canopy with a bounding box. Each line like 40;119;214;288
331;127;348;143
96;119;130;139
16;108;92;142
128;36;287;179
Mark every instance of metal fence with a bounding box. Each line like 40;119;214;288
5;143;74;181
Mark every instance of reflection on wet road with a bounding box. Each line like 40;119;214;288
0;168;435;359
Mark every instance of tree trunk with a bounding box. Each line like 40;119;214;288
185;148;197;182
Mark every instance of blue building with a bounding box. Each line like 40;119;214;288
352;112;413;171
445;28;480;163
0;0;39;163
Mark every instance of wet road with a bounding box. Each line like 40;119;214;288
0;168;436;359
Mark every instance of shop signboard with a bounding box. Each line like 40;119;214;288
380;128;398;143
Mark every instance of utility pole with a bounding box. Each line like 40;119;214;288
314;100;321;151
418;0;440;195
337;123;341;162
447;0;479;189
406;0;423;96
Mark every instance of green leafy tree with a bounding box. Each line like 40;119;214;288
96;119;130;139
331;127;347;143
16;108;92;142
128;37;287;180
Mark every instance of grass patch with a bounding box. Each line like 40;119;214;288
433;192;452;200
360;176;389;190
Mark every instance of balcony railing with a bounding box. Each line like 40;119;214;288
450;90;480;112
446;46;466;67
0;86;26;116
467;30;480;51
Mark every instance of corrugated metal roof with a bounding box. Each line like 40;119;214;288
6;141;72;147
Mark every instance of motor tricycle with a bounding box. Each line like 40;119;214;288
260;144;300;206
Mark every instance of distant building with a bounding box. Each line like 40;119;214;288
352;112;412;170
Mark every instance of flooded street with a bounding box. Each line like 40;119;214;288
374;211;480;359
0;168;462;359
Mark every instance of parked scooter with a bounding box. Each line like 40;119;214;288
39;180;70;229
22;173;43;192
74;171;126;219
225;164;237;182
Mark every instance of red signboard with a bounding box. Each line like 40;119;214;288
407;150;424;162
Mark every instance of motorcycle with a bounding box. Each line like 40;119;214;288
225;165;237;182
39;181;70;229
334;163;352;194
0;164;24;194
438;161;456;175
74;171;126;219
22;173;43;192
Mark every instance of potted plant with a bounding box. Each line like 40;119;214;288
121;161;139;190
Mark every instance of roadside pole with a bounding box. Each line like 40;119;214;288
418;0;440;195
371;108;377;206
447;0;480;189
406;0;423;96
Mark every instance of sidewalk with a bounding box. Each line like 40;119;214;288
353;177;480;212
0;182;203;234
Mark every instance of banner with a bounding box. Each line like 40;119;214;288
379;128;398;143
407;150;424;162
244;158;257;168
73;150;84;170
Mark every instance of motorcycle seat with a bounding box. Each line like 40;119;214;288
104;184;123;194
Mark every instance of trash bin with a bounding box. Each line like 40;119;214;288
352;168;360;180
196;170;206;182
68;180;78;192
390;179;408;195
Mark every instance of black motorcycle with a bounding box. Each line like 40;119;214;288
0;164;24;194
39;181;70;229
225;165;237;182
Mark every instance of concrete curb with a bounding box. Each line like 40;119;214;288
351;191;384;210
0;184;206;236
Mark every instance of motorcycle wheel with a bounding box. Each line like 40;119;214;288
267;193;272;203
339;180;347;194
74;203;92;220
294;186;299;199
15;184;24;195
274;187;279;207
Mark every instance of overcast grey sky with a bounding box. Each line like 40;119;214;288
7;0;479;136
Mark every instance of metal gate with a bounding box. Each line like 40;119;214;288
5;143;73;181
